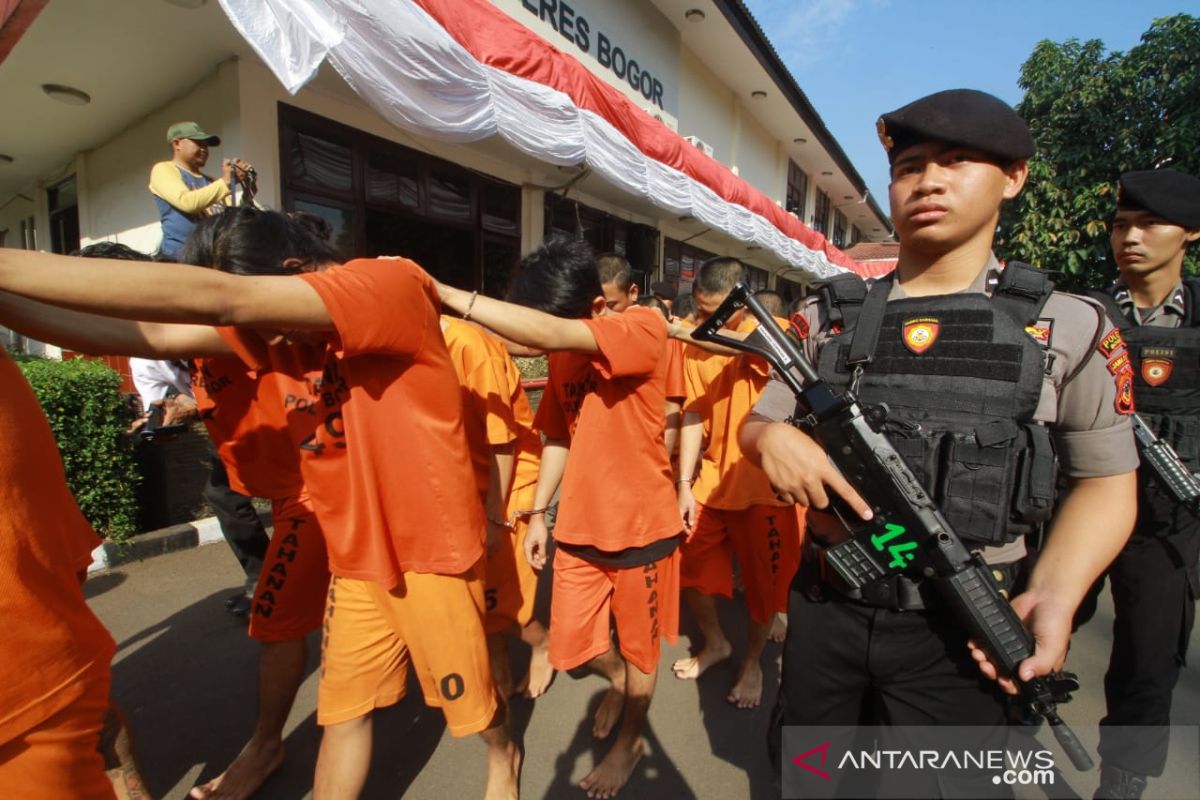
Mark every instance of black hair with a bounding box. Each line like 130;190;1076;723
636;295;670;321
507;234;601;319
73;242;155;262
753;289;785;317
596;253;633;291
177;207;339;275
695;256;745;295
673;291;696;320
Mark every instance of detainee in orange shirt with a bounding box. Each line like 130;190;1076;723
58;237;334;800
0;208;519;800
0;351;118;799
440;315;554;699
672;258;803;709
439;236;683;800
598;254;687;462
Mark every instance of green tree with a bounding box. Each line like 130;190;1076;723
998;14;1200;291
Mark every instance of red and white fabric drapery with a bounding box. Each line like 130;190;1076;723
218;0;866;279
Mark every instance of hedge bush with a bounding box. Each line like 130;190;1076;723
17;356;140;542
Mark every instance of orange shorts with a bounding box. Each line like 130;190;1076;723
680;503;803;624
317;564;498;736
249;492;331;642
548;544;680;675
484;481;539;634
0;666;114;800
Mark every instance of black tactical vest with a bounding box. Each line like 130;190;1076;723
813;264;1057;546
1088;281;1200;470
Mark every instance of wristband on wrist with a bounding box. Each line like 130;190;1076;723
462;290;479;321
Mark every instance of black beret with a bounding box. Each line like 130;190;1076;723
877;89;1035;165
1117;169;1200;228
650;281;676;302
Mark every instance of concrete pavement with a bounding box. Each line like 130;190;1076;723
86;541;1200;799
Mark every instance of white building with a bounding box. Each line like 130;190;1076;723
0;0;893;355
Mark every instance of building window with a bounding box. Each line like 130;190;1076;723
786;161;808;220
744;265;769;291
19;216;36;250
850;225;861;245
544;194;659;290
833;210;848;248
48;176;80;255
663;238;716;291
279;104;521;295
812;189;831;235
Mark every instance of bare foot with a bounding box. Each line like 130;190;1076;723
579;736;645;798
189;737;284;800
592;687;625;739
671;641;732;680
768;614;787;644
519;641;556;699
484;738;521;800
726;660;764;709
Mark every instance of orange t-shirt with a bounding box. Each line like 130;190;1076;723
192;352;307;499
535;306;682;550
684;317;787;510
287;258;482;584
664;337;686;402
0;352;116;744
441;317;542;496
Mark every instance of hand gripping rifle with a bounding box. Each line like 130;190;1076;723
1130;413;1200;511
693;283;1094;771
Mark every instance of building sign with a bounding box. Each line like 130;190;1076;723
520;0;667;109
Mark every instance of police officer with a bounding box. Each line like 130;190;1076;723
1081;169;1200;799
740;90;1138;796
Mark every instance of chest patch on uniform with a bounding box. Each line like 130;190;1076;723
1142;357;1173;386
1024;319;1053;348
901;317;939;354
1099;328;1126;357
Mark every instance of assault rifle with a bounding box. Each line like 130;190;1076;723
1131;413;1200;511
692;283;1093;771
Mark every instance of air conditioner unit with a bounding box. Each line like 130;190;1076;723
684;135;714;159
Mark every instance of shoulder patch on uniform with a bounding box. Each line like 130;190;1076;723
902;317;939;354
1115;370;1135;415
789;312;810;340
1106;352;1131;376
1098;328;1126;358
1024;318;1053;348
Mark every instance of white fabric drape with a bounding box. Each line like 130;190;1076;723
218;0;847;279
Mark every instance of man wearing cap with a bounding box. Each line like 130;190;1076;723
740;89;1137;795
1079;168;1200;799
149;122;252;260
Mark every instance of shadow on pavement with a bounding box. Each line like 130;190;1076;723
83;570;127;600
684;592;781;800
541;689;695;799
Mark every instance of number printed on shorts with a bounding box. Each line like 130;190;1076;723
485;588;498;612
440;672;465;701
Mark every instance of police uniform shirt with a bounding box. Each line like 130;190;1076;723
752;255;1139;562
1113;280;1187;329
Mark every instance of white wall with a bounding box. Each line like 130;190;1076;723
78;60;240;254
492;0;680;119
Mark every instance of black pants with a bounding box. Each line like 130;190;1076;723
203;452;269;594
777;574;1010;798
1088;479;1200;777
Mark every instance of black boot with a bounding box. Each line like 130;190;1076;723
1094;764;1148;800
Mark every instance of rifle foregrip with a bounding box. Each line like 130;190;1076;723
938;566;1032;675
